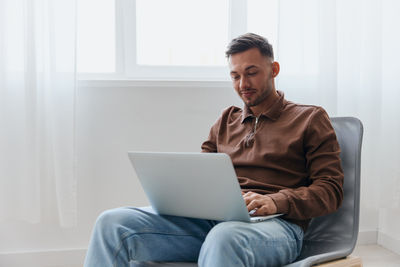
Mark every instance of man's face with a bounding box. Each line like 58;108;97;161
229;48;276;108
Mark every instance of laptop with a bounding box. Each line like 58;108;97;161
128;151;282;223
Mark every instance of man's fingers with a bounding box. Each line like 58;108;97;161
253;205;272;216
252;198;278;216
243;192;278;216
243;191;258;204
245;194;278;216
243;191;257;197
247;199;261;212
244;195;257;205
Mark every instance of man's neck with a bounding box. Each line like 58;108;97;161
249;89;280;117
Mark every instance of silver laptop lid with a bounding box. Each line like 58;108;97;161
128;152;252;222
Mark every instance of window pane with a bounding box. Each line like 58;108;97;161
247;0;278;55
77;0;115;72
136;0;229;66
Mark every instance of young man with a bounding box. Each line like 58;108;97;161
84;33;343;267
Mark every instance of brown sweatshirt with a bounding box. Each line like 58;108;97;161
201;91;344;231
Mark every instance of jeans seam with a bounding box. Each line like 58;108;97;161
112;231;206;266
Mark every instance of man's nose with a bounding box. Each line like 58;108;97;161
239;77;250;90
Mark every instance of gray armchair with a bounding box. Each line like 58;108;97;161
135;117;363;267
284;117;363;266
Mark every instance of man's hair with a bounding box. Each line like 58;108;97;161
225;33;274;60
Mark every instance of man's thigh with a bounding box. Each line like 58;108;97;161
106;206;219;262
199;218;304;267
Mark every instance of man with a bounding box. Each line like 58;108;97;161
84;33;343;267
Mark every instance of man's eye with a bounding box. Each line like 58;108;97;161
231;76;240;80
248;72;257;76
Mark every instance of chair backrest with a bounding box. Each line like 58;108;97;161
290;117;363;265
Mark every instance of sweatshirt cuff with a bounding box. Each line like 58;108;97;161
268;192;290;214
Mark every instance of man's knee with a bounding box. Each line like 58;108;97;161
93;207;147;236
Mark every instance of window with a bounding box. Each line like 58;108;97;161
77;0;278;80
77;0;116;73
136;0;228;66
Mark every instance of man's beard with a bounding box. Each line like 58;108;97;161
245;87;272;107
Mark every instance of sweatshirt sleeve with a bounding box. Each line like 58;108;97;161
268;107;344;220
201;117;221;153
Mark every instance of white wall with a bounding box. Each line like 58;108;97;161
1;80;396;266
0;81;241;266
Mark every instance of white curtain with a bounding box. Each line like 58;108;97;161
0;0;77;227
276;0;400;215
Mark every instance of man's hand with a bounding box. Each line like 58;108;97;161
243;191;278;216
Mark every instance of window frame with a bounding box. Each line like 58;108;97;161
78;0;253;81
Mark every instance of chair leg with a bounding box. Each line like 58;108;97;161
313;255;362;267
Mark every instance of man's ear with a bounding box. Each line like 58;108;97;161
272;62;280;78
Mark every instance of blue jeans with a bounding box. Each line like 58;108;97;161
84;207;303;267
